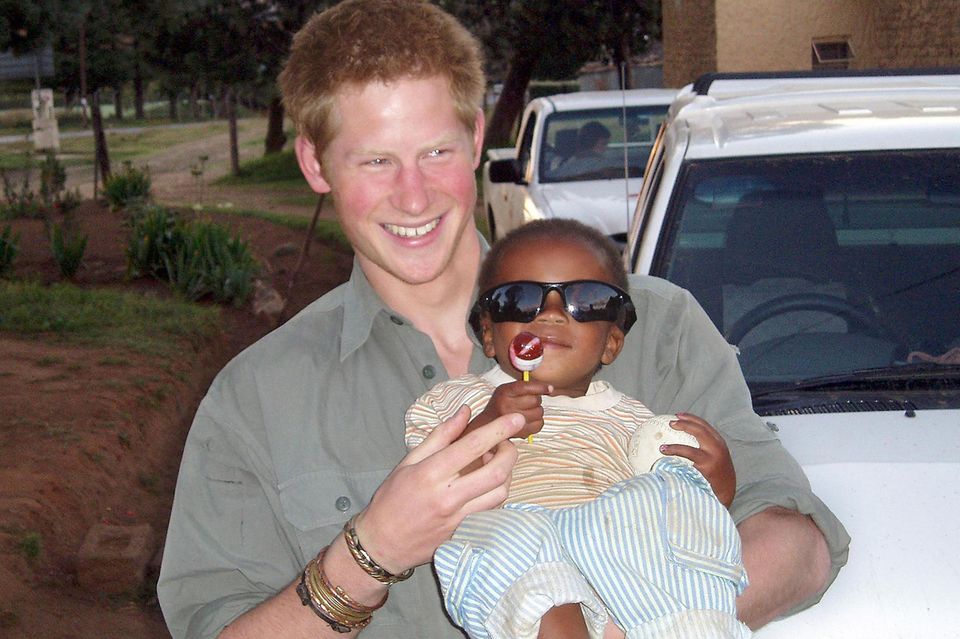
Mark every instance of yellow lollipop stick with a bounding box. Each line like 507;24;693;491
523;370;533;442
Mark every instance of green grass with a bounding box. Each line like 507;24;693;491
0;281;222;357
0;120;243;170
215;149;304;187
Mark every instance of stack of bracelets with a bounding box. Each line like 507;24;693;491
296;515;414;633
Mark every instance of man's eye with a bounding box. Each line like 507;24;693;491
427;148;447;158
366;157;388;166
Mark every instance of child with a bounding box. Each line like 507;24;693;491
405;219;751;639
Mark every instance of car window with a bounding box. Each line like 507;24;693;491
653;149;960;383
540;106;668;184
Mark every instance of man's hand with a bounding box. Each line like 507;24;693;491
659;412;736;507
353;406;524;574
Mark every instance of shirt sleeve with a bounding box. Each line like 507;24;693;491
157;365;301;639
405;387;447;450
405;377;494;451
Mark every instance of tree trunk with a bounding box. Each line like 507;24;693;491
615;33;632;90
168;91;178;120
134;61;145;119
484;52;537;149
91;90;111;182
78;19;89;128
113;86;123;120
227;86;240;176
264;96;287;155
190;85;200;120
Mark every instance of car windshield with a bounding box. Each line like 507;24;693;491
654;149;960;387
540;106;668;184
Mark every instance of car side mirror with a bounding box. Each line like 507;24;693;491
488;158;525;184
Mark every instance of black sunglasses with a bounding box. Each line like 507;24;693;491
469;280;637;335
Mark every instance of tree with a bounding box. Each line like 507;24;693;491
247;1;330;155
447;0;659;148
0;0;54;54
597;0;660;90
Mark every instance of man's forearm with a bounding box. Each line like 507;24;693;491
735;506;832;629
219;534;390;639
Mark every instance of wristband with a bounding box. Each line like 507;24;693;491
343;515;414;585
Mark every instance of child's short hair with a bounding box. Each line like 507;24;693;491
278;0;485;158
478;219;629;294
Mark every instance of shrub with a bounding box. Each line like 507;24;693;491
39;152;67;208
0;165;41;220
49;223;88;279
0;224;19;277
163;220;260;306
126;206;186;278
18;532;41;560
103;161;152;210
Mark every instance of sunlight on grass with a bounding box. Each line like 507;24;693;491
0;121;237;170
215;150;304;187
0;281;222;357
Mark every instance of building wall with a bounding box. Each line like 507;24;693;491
662;0;717;88
871;0;960;68
714;0;876;72
662;0;960;87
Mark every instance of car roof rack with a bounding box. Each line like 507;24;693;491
692;67;960;96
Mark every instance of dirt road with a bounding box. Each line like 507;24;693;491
62;117;330;220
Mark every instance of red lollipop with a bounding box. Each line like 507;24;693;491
509;332;543;379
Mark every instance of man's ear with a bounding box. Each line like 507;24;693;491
600;325;626;366
294;135;332;194
480;315;497;358
471;109;485;170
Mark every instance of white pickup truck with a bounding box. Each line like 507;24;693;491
625;70;960;637
482;89;675;243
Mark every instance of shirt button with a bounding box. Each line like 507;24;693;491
422;365;436;379
335;496;351;512
390;315;403;325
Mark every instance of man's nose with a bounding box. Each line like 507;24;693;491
391;164;429;215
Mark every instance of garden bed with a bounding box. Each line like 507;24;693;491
0;200;353;638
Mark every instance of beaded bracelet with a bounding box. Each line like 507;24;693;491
343;515;415;585
296;546;388;633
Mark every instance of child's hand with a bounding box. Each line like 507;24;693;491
481;380;552;440
659;413;736;507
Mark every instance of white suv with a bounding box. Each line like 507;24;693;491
625;70;960;636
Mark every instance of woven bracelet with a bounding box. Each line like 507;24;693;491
343;516;414;585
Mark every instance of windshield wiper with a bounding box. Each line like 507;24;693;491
751;363;960;399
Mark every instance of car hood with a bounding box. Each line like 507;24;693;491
756;408;960;637
538;179;641;236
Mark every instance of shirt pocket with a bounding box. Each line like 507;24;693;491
277;469;429;630
278;468;386;549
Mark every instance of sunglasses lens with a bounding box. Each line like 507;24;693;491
565;282;622;322
486;283;543;322
482;281;630;326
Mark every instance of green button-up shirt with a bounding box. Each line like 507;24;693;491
158;258;849;639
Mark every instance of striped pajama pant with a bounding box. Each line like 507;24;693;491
434;458;751;639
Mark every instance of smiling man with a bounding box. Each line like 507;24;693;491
157;1;846;638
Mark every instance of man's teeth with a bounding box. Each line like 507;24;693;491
384;219;439;238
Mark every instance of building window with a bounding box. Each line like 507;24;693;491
812;38;854;69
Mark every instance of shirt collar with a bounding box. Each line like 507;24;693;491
338;231;490;362
340;258;389;362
